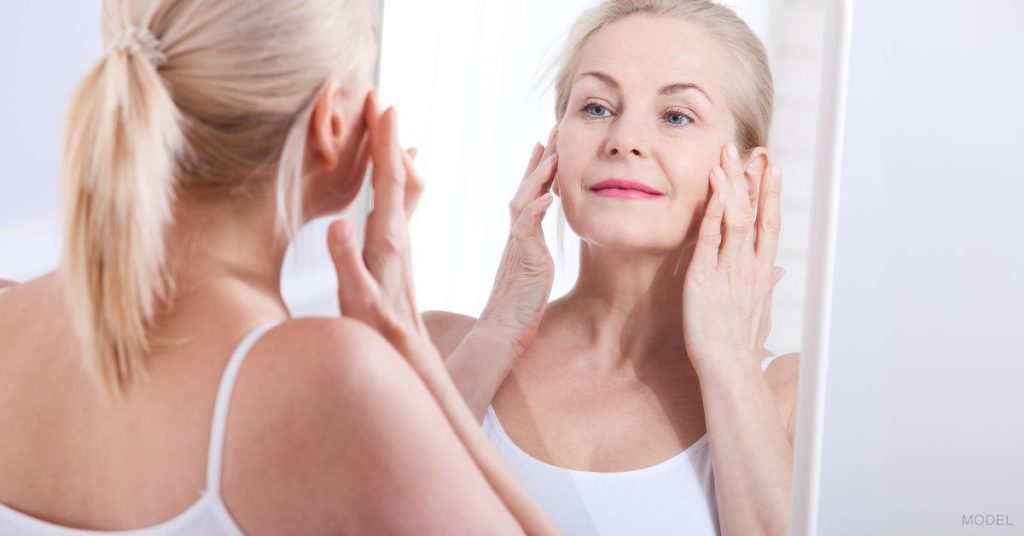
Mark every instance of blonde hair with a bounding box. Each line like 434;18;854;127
553;0;774;153
61;0;370;399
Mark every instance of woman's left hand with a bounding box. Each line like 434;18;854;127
682;143;785;371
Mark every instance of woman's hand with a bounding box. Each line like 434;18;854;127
682;143;785;371
325;93;562;535
326;91;431;364
477;129;559;355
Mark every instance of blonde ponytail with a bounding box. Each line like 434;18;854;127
61;23;181;399
60;0;370;399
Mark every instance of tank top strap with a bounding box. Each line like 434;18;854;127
205;321;281;493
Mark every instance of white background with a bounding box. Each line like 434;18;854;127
813;1;1024;533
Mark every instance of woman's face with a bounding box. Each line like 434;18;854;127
556;15;741;254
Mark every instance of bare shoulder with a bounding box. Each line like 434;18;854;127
764;352;801;442
422;310;477;358
222;316;516;534
0;272;63;343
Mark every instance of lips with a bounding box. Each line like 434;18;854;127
589;178;664;198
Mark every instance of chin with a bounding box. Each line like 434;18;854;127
569;216;687;254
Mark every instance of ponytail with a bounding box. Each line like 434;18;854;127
61;27;182;399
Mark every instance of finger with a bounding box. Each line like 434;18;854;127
522;143;544;179
714;165;752;271
521;126;558;181
402;149;424;220
369;107;405;210
722;143;751;210
755;164;782;266
511;192;555;260
693;171;728;273
540;126;558;161
509;152;558;222
327;218;380;322
366;107;408;241
351;131;372;189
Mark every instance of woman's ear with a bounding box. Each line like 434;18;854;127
309;80;346;171
552;178;561;196
743;147;770;207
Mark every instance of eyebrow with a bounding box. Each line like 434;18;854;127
575;71;714;105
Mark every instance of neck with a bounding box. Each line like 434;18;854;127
557;240;698;369
160;187;292;325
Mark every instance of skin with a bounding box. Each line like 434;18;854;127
0;1;546;533
427;14;800;536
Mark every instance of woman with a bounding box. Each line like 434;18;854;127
0;0;560;533
426;1;800;534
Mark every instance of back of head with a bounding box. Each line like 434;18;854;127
61;0;371;399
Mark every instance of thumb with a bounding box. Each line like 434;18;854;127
327;219;379;319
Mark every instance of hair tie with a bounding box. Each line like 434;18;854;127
110;26;167;66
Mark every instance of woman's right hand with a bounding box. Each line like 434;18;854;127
326;93;562;535
477;129;559;355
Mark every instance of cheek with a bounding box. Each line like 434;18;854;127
551;126;594;193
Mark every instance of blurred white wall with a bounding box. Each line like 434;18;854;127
0;0;823;356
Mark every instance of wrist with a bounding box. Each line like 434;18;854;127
690;351;762;381
467;319;531;358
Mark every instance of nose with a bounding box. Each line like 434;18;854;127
604;114;649;158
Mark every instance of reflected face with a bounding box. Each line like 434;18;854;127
556;15;738;253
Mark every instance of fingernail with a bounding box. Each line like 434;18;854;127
771;165;781;179
726;143;739;162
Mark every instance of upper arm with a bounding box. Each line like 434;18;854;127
422;310;477;359
223;317;520;535
764;352;801;446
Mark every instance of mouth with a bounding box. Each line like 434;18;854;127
589;178;664;199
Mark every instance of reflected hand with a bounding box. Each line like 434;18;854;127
682;143;785;369
478;129;559;355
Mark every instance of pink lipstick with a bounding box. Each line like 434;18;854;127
589;178;664;199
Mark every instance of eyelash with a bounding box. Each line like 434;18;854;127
579;101;695;128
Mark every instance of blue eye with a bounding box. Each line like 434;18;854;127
583;103;611;117
664;111;693;126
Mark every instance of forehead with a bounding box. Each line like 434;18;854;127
575;15;728;97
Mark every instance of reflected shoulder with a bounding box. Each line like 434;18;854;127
764;352;801;444
422;310;476;358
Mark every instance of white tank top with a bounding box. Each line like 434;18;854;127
0;321;280;536
481;354;783;536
